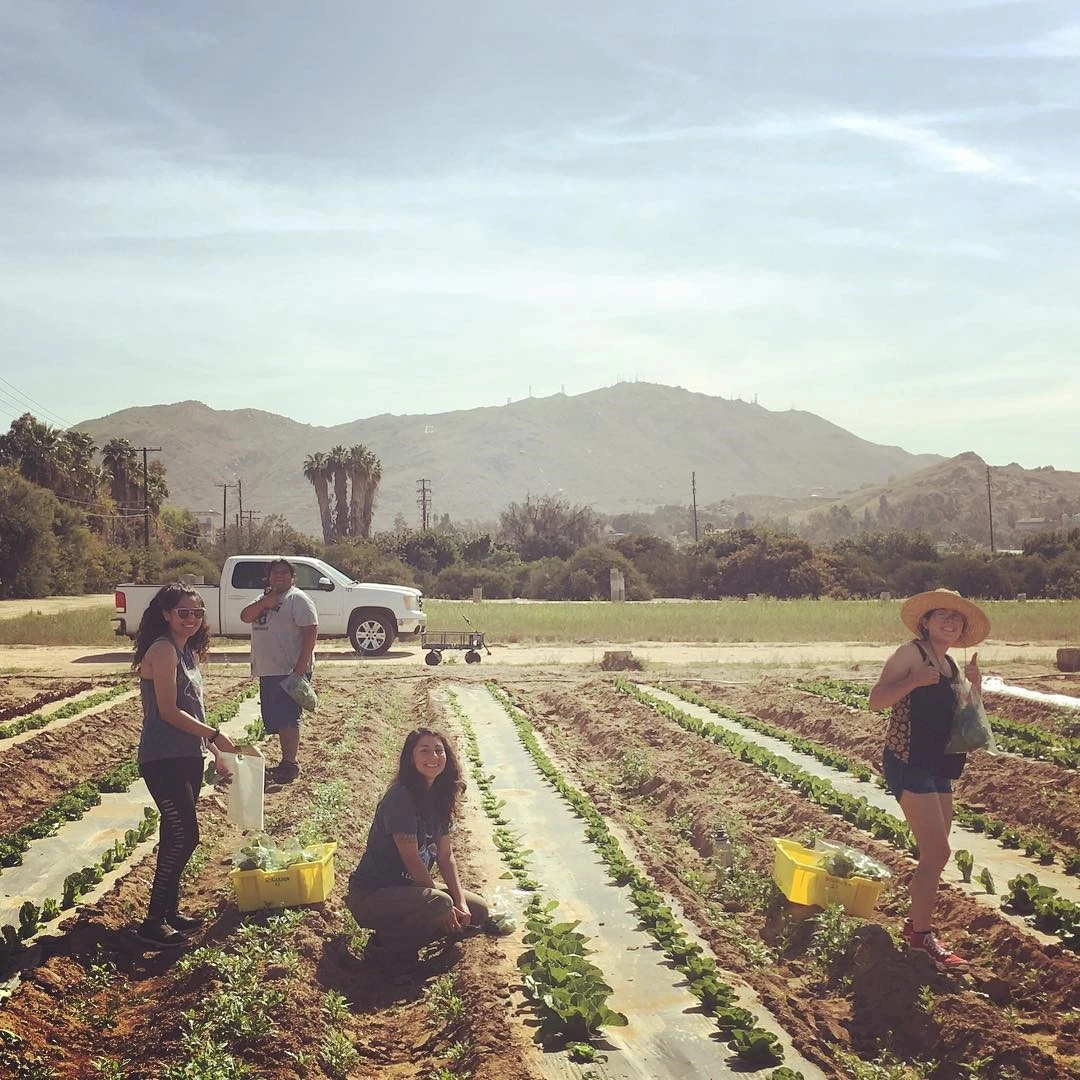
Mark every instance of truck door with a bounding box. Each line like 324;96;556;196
222;559;272;634
292;561;344;626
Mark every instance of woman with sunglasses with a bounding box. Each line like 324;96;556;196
132;583;237;948
869;588;989;971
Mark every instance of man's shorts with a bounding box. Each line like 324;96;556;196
259;675;308;733
882;748;953;800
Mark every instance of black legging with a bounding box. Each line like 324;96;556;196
139;757;204;919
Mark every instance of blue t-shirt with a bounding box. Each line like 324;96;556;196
349;783;449;891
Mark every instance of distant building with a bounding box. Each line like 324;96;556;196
1015;518;1053;533
185;510;218;539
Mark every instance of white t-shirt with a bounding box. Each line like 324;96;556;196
250;585;318;677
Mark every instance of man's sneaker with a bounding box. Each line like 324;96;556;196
134;919;188;950
904;924;968;970
165;912;203;933
266;762;301;786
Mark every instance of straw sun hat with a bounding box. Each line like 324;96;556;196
900;589;990;648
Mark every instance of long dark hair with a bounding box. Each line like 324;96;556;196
132;583;210;668
392;727;464;831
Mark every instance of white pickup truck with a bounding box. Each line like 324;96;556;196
114;555;426;657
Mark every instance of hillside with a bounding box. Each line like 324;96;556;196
729;452;1080;547
74;384;943;535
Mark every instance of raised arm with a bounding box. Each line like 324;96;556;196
868;642;941;711
240;590;277;625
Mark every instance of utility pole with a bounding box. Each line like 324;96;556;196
237;478;244;542
986;466;995;554
135;446;162;546
215;482;235;552
242;510;260;548
691;472;699;543
417;478;431;530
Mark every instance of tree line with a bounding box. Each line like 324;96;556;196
4;414;1080;602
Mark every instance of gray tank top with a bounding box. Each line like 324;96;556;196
138;638;206;764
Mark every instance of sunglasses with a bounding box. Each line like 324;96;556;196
174;608;205;619
930;610;965;624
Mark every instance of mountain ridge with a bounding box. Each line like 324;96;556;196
74;383;946;534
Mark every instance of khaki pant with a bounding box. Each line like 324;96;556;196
345;884;489;952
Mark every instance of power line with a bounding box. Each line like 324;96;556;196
0;376;74;429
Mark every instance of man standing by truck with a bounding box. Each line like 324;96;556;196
241;559;318;785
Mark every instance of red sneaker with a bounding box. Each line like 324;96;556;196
903;924;968;970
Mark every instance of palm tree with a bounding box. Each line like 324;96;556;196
302;452;333;544
59;430;100;502
359;451;382;539
0;413;60;489
145;460;169;515
102;437;139;510
346;444;371;537
327;445;349;539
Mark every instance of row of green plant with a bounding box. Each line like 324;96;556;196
169;910;305;1079
486;683;787;1066
0;808;158;967
0;682;133;741
1002;874;1080;949
796;677;1080;769
650;682;915;854
624;681;1080;956
448;691;538;893
0;683;259;872
665;683;1080;874
141;694;362;1079
448;691;619;1054
0;680;92;724
153;688;419;1080
0;761;137;871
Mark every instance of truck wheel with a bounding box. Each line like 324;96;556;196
425;651;442;666
349;612;395;657
465;650;481;664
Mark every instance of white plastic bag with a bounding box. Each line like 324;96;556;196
945;676;996;755
223;746;265;832
485;888;517;935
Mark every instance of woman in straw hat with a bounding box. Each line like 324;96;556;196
869;588;990;970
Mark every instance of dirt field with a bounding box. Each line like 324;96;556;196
0;639;1066;678
2;653;1079;1078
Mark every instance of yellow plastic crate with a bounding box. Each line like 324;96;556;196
772;838;885;918
230;842;337;912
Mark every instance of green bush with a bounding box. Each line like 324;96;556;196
432;565;515;599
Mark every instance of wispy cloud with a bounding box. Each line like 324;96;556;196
827;112;1003;176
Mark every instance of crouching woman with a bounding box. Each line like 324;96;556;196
345;728;489;969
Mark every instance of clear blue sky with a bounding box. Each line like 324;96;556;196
2;1;1077;469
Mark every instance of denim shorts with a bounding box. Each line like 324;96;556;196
259;675;306;733
882;748;953;799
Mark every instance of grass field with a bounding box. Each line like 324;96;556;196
0;598;1077;647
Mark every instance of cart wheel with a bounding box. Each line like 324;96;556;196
464;650;481;664
425;651;442;666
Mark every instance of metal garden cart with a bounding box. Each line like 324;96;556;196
421;619;491;666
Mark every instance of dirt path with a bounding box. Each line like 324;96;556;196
0;639;1065;677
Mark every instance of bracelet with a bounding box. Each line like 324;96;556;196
208;728;221;746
